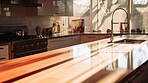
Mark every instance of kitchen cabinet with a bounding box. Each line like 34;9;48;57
1;0;38;16
80;35;99;43
80;34;110;43
1;0;73;16
68;36;80;46
98;34;110;40
47;36;80;51
48;34;109;51
48;37;69;50
38;0;73;16
0;45;9;62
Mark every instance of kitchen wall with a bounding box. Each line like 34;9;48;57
0;0;71;35
66;0;128;33
91;0;128;32
66;0;126;33
91;0;148;33
68;0;91;32
0;5;67;35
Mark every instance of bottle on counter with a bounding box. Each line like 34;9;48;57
120;23;124;33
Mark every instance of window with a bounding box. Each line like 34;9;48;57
131;0;148;32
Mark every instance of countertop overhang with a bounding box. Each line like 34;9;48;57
0;35;148;83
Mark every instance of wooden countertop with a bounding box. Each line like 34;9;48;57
0;35;148;83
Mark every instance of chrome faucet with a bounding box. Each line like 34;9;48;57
110;20;114;43
110;8;129;43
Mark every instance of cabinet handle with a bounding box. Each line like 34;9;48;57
0;48;4;50
0;58;5;60
88;37;96;38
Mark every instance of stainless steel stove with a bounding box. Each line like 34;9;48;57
0;25;48;59
10;38;48;59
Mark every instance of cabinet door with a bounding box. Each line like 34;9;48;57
38;0;73;16
0;45;9;62
0;45;9;56
0;55;9;62
98;35;109;40
48;37;69;50
68;36;80;46
81;35;99;43
38;0;53;16
55;0;73;16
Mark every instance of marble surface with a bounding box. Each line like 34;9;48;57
0;35;148;83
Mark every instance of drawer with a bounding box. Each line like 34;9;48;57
68;36;80;45
81;35;99;43
0;55;9;62
98;35;109;40
0;45;9;55
48;37;69;49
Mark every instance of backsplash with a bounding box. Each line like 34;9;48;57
0;3;66;35
0;16;52;35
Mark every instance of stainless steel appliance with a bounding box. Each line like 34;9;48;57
0;25;48;59
10;38;48;59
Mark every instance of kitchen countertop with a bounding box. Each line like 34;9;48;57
0;35;148;83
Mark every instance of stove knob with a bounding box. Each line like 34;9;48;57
37;43;40;46
16;46;20;49
45;42;47;44
22;45;25;48
41;42;44;45
25;45;29;48
31;44;34;47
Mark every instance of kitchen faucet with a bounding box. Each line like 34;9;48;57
109;8;129;43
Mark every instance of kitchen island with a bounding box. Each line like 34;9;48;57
0;35;148;83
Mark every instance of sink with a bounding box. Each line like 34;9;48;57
113;39;146;44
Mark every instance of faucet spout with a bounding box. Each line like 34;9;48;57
110;20;114;43
110;31;114;43
109;8;129;43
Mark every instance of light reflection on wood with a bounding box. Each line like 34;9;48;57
0;35;148;83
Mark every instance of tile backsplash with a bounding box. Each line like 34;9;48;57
0;4;63;35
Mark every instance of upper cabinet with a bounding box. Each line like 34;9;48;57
0;0;73;16
38;0;73;16
0;0;1;14
1;0;38;16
